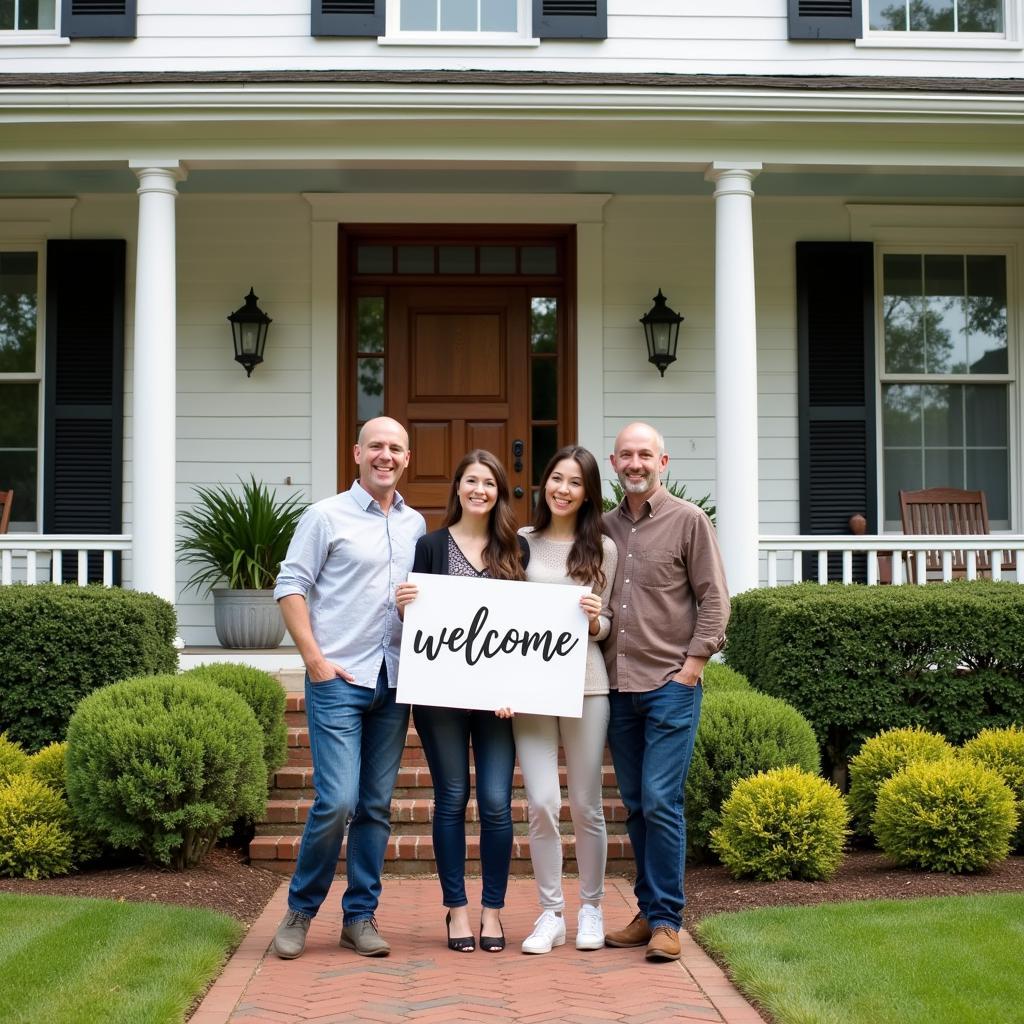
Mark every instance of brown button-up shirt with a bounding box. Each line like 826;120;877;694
601;486;730;693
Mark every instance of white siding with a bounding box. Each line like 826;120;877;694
3;0;1022;78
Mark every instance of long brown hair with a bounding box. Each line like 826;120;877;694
443;449;527;581
532;445;606;590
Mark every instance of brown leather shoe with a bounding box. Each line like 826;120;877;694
645;925;681;961
604;911;652;948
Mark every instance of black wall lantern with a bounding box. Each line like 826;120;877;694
640;289;683;377
227;288;272;377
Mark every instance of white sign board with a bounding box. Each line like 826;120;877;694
397;572;591;718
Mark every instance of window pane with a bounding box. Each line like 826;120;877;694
883;450;922;522
967;450;1009;521
921;384;962;447
883;254;925;373
882;384;922;447
531;359;557;421
869;0;907;29
438;246;475;274
924;448;964;490
0;383;38;448
440;0;476;30
0;252;38;373
356;297;385;353
965;385;1007;447
910;0;954;31
923;254;967;373
19;0;55;29
965;255;1007;373
480;246;516;274
531;297;557;353
357;357;384;421
521;246;557;275
0;0;14;30
0;451;37;523
401;0;436;30
959;0;1002;31
481;0;516;31
531;426;558;486
357;246;393;274
397;246;434;273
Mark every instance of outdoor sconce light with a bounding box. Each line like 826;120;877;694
227;288;272;377
640;289;684;377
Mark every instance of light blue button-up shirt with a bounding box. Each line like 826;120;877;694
274;481;426;688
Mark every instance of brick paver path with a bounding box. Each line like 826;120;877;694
193;877;766;1024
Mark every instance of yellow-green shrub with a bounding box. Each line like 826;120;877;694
0;732;28;785
711;766;849;881
26;741;68;793
847;727;954;838
873;759;1017;873
960;725;1024;852
0;775;74;879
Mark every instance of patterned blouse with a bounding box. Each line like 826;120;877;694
446;531;489;578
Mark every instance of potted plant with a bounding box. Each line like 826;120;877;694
177;476;307;649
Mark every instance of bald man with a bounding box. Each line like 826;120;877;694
272;417;425;960
601;422;730;961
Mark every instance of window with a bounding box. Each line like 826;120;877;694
383;0;534;41
0;0;56;32
879;252;1012;528
868;0;1003;33
0;250;42;528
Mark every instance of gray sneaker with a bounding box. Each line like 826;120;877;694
273;910;312;959
339;916;391;957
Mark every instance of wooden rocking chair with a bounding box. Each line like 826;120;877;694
0;489;12;534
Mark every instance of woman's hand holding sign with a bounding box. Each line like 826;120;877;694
580;593;602;635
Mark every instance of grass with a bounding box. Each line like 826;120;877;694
0;893;243;1024
695;893;1024;1024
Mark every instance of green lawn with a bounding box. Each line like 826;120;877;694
0;893;243;1024
695;893;1024;1024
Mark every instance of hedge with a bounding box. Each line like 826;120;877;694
0;585;178;752
724;581;1024;780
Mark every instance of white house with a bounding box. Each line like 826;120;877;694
1;0;1023;649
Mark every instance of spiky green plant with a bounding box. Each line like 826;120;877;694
176;476;306;594
602;474;716;523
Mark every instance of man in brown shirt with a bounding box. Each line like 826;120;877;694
601;422;730;961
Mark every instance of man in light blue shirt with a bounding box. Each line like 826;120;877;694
272;416;425;960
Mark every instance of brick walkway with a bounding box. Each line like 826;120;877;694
192;877;765;1024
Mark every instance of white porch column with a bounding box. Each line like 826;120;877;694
129;162;185;604
705;162;762;595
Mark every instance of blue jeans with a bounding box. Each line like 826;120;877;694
287;663;409;924
607;681;703;932
413;705;515;910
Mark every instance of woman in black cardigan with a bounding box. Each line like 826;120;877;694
396;449;528;954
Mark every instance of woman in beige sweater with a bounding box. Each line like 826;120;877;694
515;445;617;955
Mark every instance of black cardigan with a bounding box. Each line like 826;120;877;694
412;527;530;575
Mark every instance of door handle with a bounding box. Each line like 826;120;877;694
512;439;524;473
513;486;525;499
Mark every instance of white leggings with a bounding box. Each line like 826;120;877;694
512;694;610;912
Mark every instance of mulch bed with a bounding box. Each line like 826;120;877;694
1;846;1022;928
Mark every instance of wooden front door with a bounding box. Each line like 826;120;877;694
341;228;575;531
389;287;531;526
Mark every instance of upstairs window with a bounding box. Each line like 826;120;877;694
398;0;519;32
868;0;1004;33
0;0;56;32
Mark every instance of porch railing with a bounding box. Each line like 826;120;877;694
759;535;1024;587
0;534;131;587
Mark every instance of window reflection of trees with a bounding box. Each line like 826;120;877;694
870;0;1002;31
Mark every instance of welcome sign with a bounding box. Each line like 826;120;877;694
397;572;591;718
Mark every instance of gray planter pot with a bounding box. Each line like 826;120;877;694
212;588;286;649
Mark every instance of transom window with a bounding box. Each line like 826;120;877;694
0;0;56;31
879;252;1012;529
868;0;1004;33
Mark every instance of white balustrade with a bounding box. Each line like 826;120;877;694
0;535;131;587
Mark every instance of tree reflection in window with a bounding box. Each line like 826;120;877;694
869;0;1002;32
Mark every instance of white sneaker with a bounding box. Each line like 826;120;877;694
521;910;566;954
576;905;604;950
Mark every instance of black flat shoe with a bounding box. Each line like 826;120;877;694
479;916;505;952
446;911;475;952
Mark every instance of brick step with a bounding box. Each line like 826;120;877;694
285;724;427;768
250;832;636;877
257;796;629;836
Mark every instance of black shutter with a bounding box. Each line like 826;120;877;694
44;240;125;583
797;242;876;581
533;0;607;39
312;0;384;37
61;0;137;38
788;0;862;39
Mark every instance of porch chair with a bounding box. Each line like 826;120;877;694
898;487;1009;582
0;489;12;534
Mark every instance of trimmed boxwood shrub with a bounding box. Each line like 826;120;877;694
711;766;849;881
65;675;266;870
0;732;28;785
0;775;74;879
686;689;821;862
847;727;954;839
0;585;178;752
724;581;1024;780
702;661;751;693
178;664;287;778
26;741;68;794
961;726;1024;852
873;759;1017;873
